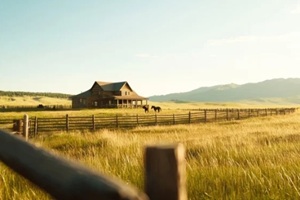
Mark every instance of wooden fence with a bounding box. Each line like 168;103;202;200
0;108;297;199
0;108;297;136
0;129;186;200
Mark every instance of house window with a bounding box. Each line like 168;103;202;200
94;101;98;107
81;99;86;105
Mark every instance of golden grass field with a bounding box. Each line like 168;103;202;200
1;96;300;199
0;96;71;107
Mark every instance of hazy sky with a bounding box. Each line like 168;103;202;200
1;1;300;97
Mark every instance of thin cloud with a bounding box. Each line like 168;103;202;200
207;32;300;46
290;5;300;14
135;53;158;58
208;36;257;46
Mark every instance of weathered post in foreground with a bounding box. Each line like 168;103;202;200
145;144;187;200
23;114;29;141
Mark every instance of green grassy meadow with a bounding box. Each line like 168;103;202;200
1;97;300;199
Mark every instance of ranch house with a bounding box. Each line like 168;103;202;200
72;81;148;108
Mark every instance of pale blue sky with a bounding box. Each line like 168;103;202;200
1;0;300;97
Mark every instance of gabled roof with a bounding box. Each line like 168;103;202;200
72;81;148;100
93;81;133;91
71;90;91;98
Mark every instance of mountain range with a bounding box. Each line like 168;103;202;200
149;78;300;104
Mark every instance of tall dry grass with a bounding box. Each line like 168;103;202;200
1;107;300;199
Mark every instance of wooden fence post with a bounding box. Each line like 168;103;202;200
215;110;217;122
23;114;29;141
173;114;175;125
116;115;119;128
66;114;69;132
155;114;157;125
226;109;229;121
188;112;191;124
204;109;207;123
145;144;187;200
34;117;38;137
92;115;95;131
237;109;240;120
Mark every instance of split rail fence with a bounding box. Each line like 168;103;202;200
0;129;186;200
0;107;297;199
0;108;297;137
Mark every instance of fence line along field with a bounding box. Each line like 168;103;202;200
0;108;296;135
1;104;300;199
0;100;300;199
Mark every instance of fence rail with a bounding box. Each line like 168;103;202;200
0;108;297;136
0;129;186;200
0;107;297;199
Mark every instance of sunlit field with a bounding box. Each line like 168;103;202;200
0;97;298;119
1;100;300;199
0;96;71;107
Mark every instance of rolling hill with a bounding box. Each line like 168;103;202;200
149;78;300;104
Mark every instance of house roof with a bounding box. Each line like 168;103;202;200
94;81;133;91
71;90;91;98
72;81;148;100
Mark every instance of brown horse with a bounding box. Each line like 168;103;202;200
142;105;149;113
151;105;161;113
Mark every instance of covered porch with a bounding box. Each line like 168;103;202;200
93;97;148;108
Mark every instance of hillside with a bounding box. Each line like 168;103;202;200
0;91;71;99
0;96;71;107
149;78;300;104
0;91;72;106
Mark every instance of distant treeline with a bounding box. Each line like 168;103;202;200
0;91;72;99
